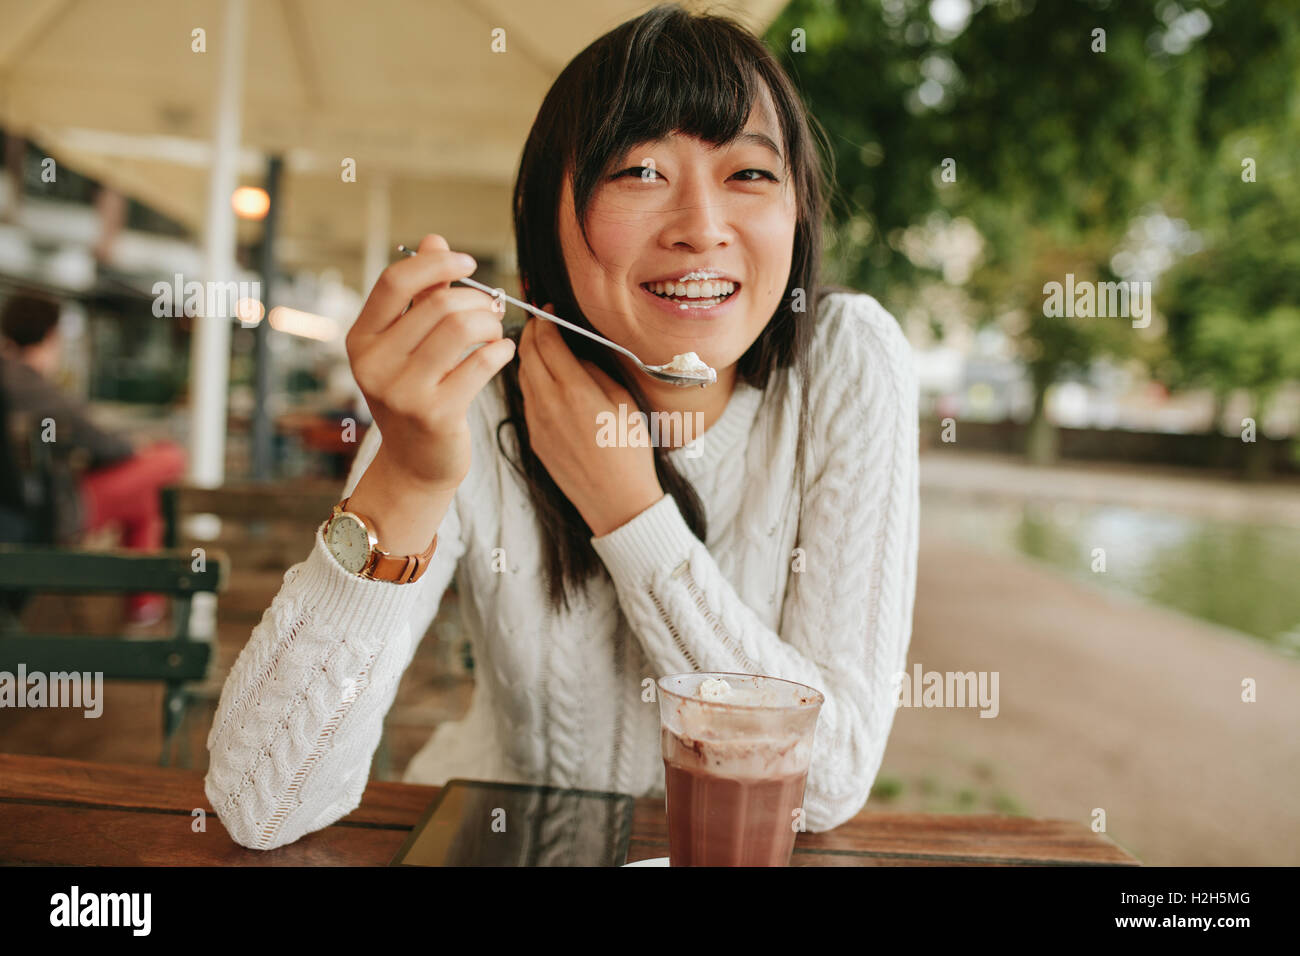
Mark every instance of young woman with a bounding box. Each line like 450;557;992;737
206;3;918;851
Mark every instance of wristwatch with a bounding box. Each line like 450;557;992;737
324;495;438;584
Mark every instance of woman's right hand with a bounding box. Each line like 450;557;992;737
345;233;516;492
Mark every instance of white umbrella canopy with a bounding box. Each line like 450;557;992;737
0;0;791;497
7;132;519;285
0;0;790;282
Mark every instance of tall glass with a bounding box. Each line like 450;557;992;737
657;672;824;866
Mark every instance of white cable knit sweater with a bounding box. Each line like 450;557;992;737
204;291;920;851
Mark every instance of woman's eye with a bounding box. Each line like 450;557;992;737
612;167;778;183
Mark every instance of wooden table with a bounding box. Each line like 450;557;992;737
0;754;1139;866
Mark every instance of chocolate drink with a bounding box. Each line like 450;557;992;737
657;673;825;867
663;728;809;866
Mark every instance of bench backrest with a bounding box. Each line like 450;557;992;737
0;547;227;594
162;482;342;535
161;481;340;574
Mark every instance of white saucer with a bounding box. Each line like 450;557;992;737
622;856;669;866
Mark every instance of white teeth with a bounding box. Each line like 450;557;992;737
646;279;736;299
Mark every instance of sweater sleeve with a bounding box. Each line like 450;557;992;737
204;421;467;850
589;295;919;833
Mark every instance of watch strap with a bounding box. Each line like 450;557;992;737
336;494;439;584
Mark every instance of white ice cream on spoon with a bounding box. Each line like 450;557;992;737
667;351;712;376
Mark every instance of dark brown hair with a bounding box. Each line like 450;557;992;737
500;2;834;612
1;292;60;349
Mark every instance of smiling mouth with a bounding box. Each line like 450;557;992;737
640;280;740;307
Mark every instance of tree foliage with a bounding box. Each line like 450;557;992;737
766;0;1300;461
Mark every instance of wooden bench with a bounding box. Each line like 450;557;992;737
0;546;229;766
161;480;342;572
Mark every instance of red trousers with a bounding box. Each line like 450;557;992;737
79;440;188;617
79;440;187;549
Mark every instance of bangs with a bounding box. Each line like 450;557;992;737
568;11;787;243
581;33;765;173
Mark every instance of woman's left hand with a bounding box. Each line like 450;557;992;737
517;312;664;537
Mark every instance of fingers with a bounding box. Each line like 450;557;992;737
518;317;555;388
417;234;448;255
520;315;638;430
350;234;476;339
437;337;517;415
522;314;584;385
406;234;451;313
351;287;493;400
404;306;506;385
380;285;497;358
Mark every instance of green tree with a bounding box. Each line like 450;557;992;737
1155;12;1300;474
1181;307;1300;475
768;0;1299;467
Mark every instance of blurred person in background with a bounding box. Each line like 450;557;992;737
0;290;188;626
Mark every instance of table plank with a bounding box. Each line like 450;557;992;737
625;807;1136;866
811;811;1138;865
0;754;1139;866
0;803;408;866
0;752;428;827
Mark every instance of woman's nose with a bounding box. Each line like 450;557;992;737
659;182;735;251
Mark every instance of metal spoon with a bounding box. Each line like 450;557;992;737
396;245;716;388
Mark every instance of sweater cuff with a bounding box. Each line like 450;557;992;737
288;519;429;652
590;493;698;585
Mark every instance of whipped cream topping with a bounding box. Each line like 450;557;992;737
667;351;712;375
663;674;822;777
697;677;733;701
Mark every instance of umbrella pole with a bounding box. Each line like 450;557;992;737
252;154;282;481
184;0;246;643
187;0;247;493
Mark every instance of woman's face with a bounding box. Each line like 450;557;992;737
557;89;798;377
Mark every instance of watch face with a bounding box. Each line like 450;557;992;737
327;514;371;574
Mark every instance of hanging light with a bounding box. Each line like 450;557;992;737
235;297;265;325
231;186;270;220
268;306;339;342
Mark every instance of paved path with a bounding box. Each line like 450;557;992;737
875;454;1300;865
920;449;1300;526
